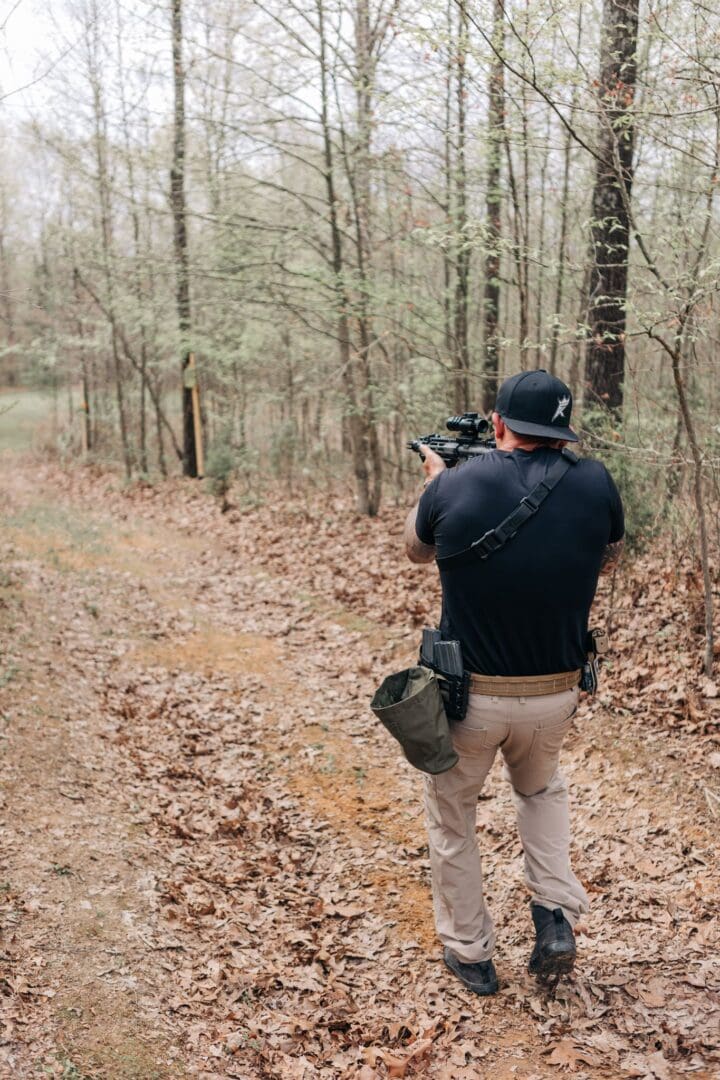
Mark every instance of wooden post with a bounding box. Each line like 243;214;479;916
80;398;89;456
186;352;204;478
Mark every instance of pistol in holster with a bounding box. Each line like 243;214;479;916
581;627;608;694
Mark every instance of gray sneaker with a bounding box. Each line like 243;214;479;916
443;947;499;995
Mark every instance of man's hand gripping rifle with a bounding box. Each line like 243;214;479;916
408;412;495;467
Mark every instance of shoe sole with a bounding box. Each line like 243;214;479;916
528;949;576;978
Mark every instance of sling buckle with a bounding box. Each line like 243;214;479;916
471;530;502;558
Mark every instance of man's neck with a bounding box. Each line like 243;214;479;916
496;433;547;452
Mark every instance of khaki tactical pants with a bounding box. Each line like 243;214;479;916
423;687;589;963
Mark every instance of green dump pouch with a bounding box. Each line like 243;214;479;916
370;666;459;775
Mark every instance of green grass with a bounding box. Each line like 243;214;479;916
0;666;17;689
50;864;74;877
0;388;55;452
4;502;108;555
39;1053;90;1080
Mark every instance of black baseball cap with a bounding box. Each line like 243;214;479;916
495;369;578;442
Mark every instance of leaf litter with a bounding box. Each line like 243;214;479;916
0;459;718;1078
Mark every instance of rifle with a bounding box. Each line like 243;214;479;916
408;412;495;468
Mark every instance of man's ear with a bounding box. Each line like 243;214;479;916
492;412;504;440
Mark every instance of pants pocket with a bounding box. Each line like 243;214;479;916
529;706;576;761
453;719;507;754
454;695;509;754
453;723;488;754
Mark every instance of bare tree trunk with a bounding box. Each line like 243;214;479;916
317;0;372;515
351;0;382;515
139;125;169;478
550;128;576;377
171;0;196;476
584;0;640;413
482;0;504;413
504;134;529;356
0;188;15;378
442;0;454;368
647;103;719;674
115;0;151;473
381;158;408;492
570;264;590;399
73;269;92;453
452;0;470;413
87;3;132;479
152;377;167;477
650;329;715;676
75;270;183;465
518;13;531;357
534;102;553;367
550;8;584;376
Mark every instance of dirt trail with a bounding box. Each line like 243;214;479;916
0;456;718;1079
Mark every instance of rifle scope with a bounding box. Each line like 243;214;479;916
446;413;490;437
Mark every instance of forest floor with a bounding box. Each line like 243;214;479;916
0;443;719;1078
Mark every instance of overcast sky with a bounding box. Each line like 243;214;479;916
1;0;70;111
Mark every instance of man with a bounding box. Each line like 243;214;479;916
405;370;624;995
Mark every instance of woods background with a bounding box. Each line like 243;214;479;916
0;0;718;665
1;6;720;1075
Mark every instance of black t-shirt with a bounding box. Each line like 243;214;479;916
415;448;624;676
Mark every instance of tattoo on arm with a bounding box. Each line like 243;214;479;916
600;537;624;574
404;503;436;564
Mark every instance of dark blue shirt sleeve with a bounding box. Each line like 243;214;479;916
415;481;438;546
605;468;625;543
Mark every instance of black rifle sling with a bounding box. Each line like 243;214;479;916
436;448;578;571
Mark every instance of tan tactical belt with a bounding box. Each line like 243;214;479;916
468;669;581;698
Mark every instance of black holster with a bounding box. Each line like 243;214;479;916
418;630;469;722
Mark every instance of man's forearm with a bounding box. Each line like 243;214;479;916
404;503;436;564
599;537;624;574
405;443;445;563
